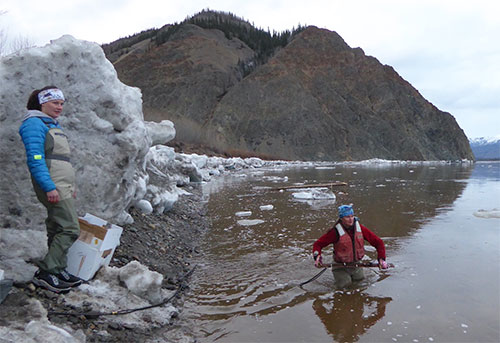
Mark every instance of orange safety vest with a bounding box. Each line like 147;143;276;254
333;221;365;263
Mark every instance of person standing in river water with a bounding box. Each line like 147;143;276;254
19;86;83;293
312;204;388;288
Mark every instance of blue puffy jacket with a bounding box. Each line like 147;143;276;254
19;110;61;192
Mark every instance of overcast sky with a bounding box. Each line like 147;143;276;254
2;0;498;139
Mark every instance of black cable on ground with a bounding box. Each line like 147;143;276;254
48;265;197;319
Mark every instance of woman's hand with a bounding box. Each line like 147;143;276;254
46;189;60;203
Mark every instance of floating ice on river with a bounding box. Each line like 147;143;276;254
237;219;265;226
473;209;500;218
263;175;288;182
291;188;336;201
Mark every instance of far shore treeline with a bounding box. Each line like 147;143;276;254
103;9;306;70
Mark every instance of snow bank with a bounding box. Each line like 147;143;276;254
142;145;271;214
0;229;46;282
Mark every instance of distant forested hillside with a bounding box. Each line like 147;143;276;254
102;9;305;70
101;9;474;162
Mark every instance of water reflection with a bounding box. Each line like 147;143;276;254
470;160;500;180
313;291;392;342
184;162;478;342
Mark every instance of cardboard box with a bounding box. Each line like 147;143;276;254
66;213;123;281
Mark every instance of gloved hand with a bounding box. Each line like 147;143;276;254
313;251;323;268
378;259;388;270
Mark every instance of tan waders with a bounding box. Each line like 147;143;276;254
333;267;365;288
32;126;80;275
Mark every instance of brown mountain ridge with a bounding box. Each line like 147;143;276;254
104;10;474;161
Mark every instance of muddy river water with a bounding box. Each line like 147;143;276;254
180;161;500;342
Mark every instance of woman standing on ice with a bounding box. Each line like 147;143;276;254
19;86;82;293
312;204;388;288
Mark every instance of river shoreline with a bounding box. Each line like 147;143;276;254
0;183;208;342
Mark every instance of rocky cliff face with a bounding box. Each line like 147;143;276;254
206;26;473;161
113;23;255;143
110;15;473;161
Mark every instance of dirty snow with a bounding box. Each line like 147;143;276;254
64;262;177;331
118;261;164;303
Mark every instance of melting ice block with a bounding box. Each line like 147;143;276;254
292;188;336;200
473;209;500;218
237;219;265;226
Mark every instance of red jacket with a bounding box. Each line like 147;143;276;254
313;220;386;261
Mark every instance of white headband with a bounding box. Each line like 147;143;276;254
38;88;65;104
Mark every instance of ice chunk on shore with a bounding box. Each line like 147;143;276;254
135;199;153;214
119;261;164;303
